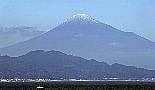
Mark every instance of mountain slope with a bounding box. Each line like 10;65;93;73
0;50;155;79
1;14;155;69
0;26;45;48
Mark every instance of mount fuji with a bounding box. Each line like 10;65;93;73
1;14;155;69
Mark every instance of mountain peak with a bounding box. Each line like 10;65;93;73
71;14;93;19
64;14;99;24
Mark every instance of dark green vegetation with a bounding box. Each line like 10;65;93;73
0;50;155;79
0;81;155;90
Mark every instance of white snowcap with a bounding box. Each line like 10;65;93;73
71;14;94;19
64;14;99;24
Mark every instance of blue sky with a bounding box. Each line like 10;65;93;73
0;0;155;41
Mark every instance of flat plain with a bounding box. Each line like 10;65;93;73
0;81;155;90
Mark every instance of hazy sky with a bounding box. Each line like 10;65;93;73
0;0;155;41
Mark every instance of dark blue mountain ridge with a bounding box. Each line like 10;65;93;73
0;14;155;69
0;50;155;79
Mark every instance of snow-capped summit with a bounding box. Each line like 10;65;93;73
70;14;95;20
64;14;99;24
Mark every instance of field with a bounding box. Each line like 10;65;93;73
0;81;155;90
